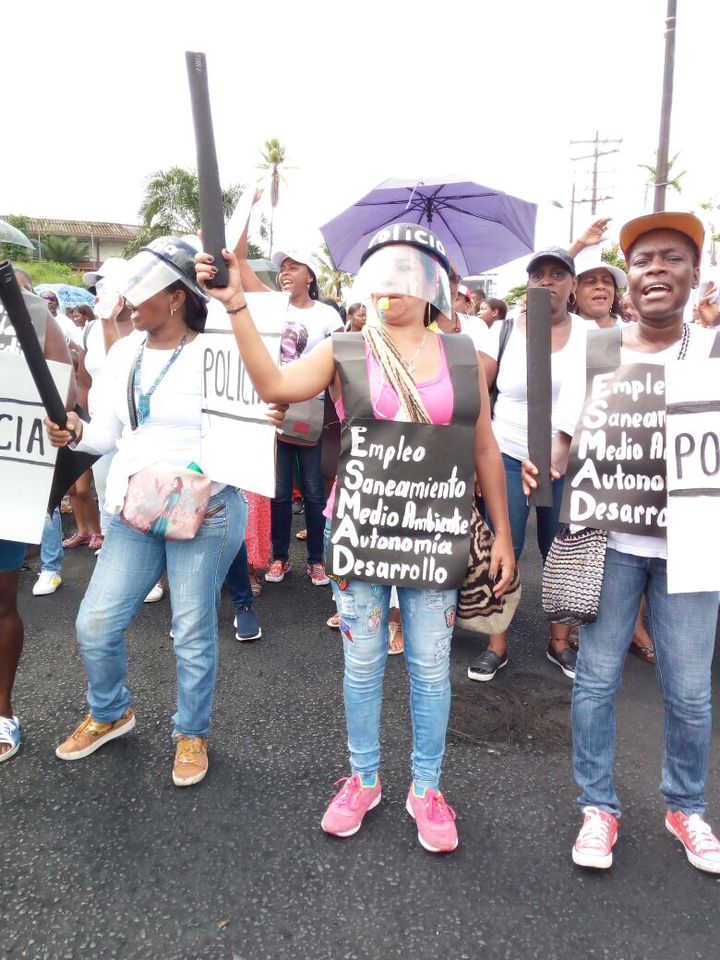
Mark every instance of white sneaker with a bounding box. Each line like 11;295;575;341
33;571;62;596
144;581;164;603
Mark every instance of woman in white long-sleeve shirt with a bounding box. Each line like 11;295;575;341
45;237;250;788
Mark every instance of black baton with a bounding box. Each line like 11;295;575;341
0;261;74;437
185;51;228;288
526;286;553;507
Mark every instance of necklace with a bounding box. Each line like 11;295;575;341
133;331;189;426
389;327;429;377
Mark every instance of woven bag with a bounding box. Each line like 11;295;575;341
541;526;608;626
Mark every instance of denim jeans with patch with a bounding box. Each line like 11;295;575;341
325;521;457;790
573;547;720;817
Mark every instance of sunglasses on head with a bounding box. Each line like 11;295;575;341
449;273;461;282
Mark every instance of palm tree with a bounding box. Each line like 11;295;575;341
314;242;354;299
639;151;687;209
42;235;90;264
255;139;295;256
124;166;244;256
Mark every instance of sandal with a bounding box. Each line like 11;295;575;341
327;612;340;629
388;622;404;656
296;529;308;541
568;626;579;651
87;533;104;551
249;572;262;598
0;715;20;763
630;640;655;665
62;532;90;549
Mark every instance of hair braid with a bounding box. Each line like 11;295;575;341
362;326;432;425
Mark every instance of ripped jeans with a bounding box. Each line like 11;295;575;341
325;521;457;790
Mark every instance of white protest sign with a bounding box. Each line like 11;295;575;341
666;358;720;594
0;354;70;544
200;293;287;497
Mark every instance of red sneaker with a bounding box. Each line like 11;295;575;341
666;810;720;874
265;560;290;583
321;774;381;837
307;562;330;586
406;785;458;853
572;807;618;869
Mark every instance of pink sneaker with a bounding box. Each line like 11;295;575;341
321;774;381;837
572;807;618;869
405;784;458;853
666;810;720;874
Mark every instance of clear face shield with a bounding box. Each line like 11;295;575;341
119;250;187;308
347;244;452;325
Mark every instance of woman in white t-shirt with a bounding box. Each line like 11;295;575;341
471;247;586;684
235;214;341;587
44;237;260;789
522;213;720;875
428;261;489;354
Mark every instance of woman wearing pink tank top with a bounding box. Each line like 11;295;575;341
196;225;514;854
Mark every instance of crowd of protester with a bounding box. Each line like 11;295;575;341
1;205;719;875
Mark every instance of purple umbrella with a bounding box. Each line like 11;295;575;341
320;176;537;276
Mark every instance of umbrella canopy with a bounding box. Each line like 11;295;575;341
0;218;34;250
35;283;95;309
321;176;537;276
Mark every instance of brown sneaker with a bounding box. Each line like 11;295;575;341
55;708;135;760
172;735;208;787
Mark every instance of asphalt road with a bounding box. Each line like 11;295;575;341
2;513;719;960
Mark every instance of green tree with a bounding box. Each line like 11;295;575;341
41;235;89;264
314;242;354;299
125;166;244;256
699;198;719;267
0;213;36;261
503;282;527;306
601;243;628;275
639;151;687;204
255;139;295;257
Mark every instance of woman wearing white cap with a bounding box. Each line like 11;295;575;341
234;225;341;587
572;255;627;330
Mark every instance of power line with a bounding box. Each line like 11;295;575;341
570;130;623;214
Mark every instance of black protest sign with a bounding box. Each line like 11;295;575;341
328;418;475;590
560;362;668;537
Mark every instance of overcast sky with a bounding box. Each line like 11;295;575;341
4;0;719;292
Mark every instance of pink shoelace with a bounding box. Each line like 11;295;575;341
331;775;366;811
578;808;613;850
423;790;457;824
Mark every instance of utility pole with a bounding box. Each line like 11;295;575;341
570;131;623;214
654;0;677;212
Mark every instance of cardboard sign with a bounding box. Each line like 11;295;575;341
666;359;720;593
327;419;475;590
561;362;668;536
200;293;287;497
0;354;69;543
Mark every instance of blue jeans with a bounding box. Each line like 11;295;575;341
225;540;253;609
76;487;246;738
498;453;565;563
40;508;63;574
325;522;456;790
573;548;719;817
273;439;326;564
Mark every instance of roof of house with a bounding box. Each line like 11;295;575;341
11;218;141;240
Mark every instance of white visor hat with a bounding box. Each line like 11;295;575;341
120;250;189;308
347;243;452;325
